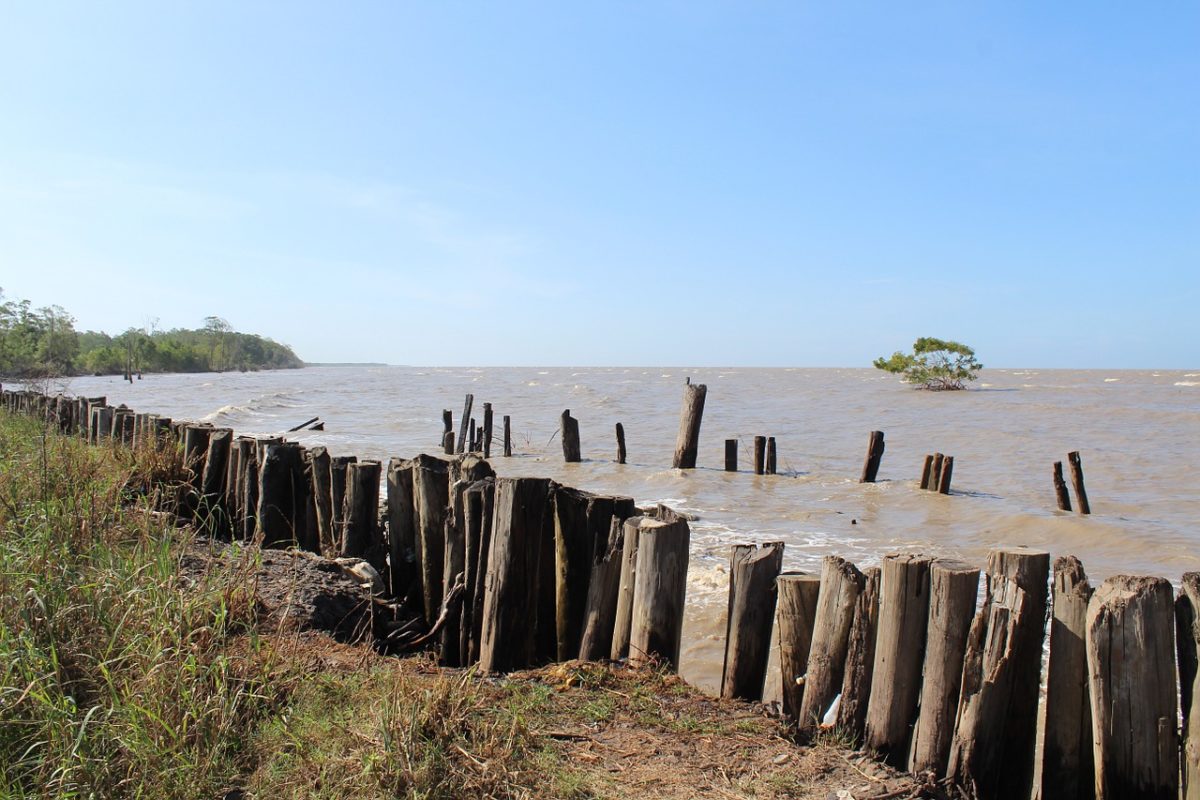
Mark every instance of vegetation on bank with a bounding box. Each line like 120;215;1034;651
0;288;302;378
873;337;982;390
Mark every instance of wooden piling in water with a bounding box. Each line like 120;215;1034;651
561;409;581;462
864;554;932;767
1041;556;1094;800
776;572;821;722
615;422;626;464
468;418;477;453
836;566;881;743
1053;461;1073;511
503;415;512;457
1068;451;1091;514
483;402;493;459
721;542;784;701
929;453;944;492
908;559;979;777
765;437;777;475
672;382;706;469
412;454;450;626
919;454;934;489
860;430;885;483
1177;573;1200;800
629;516;690;670
456;394;474;454
753;436;766;475
725;439;737;472
937;456;954;494
1087;575;1178;800
442;409;452;444
798;556;864;733
478;477;552;672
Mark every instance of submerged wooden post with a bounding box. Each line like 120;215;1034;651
919;454;935;489
1053;461;1073;511
908;559;979;777
610;516;644;660
798;556;864;733
765;437;777;475
671;381;707;469
442;409;453;444
1040;556;1094;800
776;572;822;722
478;477;552;672
561;409;581;462
724;439;737;472
1177;573;1200;800
1087;575;1178;800
753;436;766;475
1068;450;1091;514
860;430;885;483
412;454;450;626
947;548;1050;800
503;415;512;457
929;453;945;492
456;393;474;454
721;542;785;701
482;402;493;459
837;567;881;743
937;455;954;495
341;460;381;561
615;423;626;464
864;554;932;767
629;516;690;669
468;418;477;453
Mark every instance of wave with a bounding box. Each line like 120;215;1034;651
1176;381;1199;387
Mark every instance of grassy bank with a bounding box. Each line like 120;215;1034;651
0;412;919;799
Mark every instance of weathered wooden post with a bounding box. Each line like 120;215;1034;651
561;409;581;462
462;477;495;664
947;548;1050;800
482;402;493;459
776;572;822;722
929;453;944;492
753;435;766;475
908;559;979;777
615;422;626;464
1087;575;1178;800
235;438;258;540
937;456;954;494
456;394;474;454
765;437;777;475
412;454;450;626
724;439;737;472
721;542;785;700
553;486;593;660
1040;556;1094;800
837;567;881;743
341;460;381;562
798;557;864;733
1177;573;1200;800
864;554;932;766
308;447;334;554
442;409;453;444
629;516;690;670
1067;451;1091;514
329;454;356;546
920;454;935;489
578;518;626;661
256;441;308;547
199;428;233;538
478;477;552;672
860;430;885;483
672;381;706;469
385;458;416;600
1048;462;1072;513
503;415;512;457
610;516;643;661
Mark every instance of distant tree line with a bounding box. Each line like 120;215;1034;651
0;289;303;379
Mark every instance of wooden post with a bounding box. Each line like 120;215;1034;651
929;453;944;492
610;516;644;660
256;441;308;547
412;454;450;626
386;458;417;601
442;409;453;444
483;402;493;459
330;455;357;548
947;548;1050;800
341;460;381;562
765;437;777;475
860;430;885;483
864;554;932;767
629;516;690;670
561;409;581;462
1067;451;1091;514
578;518;625;661
919;454;935;490
908;559;979;777
937;455;954;495
478;477;552;672
1177;573;1200;800
721;542;785;700
182;424;212;493
235;438;258;541
776;572;822;722
463;477;495;664
1041;556;1095;800
1053;461;1073;511
502;415;512;456
199;428;233;538
442;481;468;666
836;567;881;744
671;382;707;469
724;439;737;472
456;394;474;454
309;447;334;554
1087;575;1178;800
441;430;454;454
615;423;626;464
753;435;766;475
468;418;477;452
798;556;864;733
553;486;593;660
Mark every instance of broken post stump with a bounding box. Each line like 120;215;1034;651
920;454;935;489
1053;461;1073;512
483;402;493;459
561;409;581;463
503;415;512;457
776;572;822;722
724;439;737;472
721;542;785;701
937;455;954;494
798;556;864;734
672;381;707;469
753;435;766;475
578;518;625;661
629;516;691;670
860;430;885;483
610;515;644;661
456;393;474;454
836;566;881;744
1068;451;1091;514
615;422;626;464
929;453;944;492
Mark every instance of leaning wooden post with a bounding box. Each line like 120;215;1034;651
864;554;932;767
615;423;626;464
929;453;944;492
561;409;581;463
628;516;691;670
776;572;822;722
455;394;474;454
1087;575;1178;800
836;567;881;744
1176;573;1200;800
721;542;785;701
1053;461;1073;511
502;415;512;457
908;559;979;777
1067;450;1091;514
724;439;737;472
919;455;935;490
753;436;766;475
610;516;644;660
765;437;777;475
946;548;1050;800
478;477;552;672
341;460;381;561
671;381;707;469
937;455;954;495
578;518;625;661
859;430;885;483
482;402;493;459
412;454;450;626
798;557;864;733
1040;556;1094;800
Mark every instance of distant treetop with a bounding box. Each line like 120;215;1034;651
873;337;982;391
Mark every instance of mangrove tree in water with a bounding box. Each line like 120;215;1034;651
873;337;982;390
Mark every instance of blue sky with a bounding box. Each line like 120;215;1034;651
1;3;1196;367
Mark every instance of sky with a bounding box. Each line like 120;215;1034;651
1;3;1196;368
